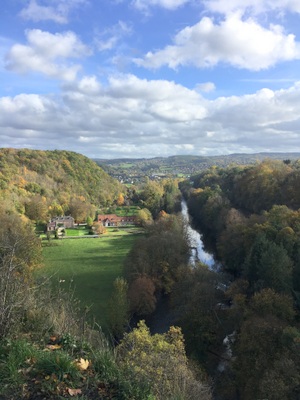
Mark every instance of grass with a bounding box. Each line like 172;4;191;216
0;339;38;389
98;205;140;216
0;334;155;400
38;232;139;331
64;227;90;236
115;206;140;216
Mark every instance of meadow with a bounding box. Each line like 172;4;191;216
39;228;140;331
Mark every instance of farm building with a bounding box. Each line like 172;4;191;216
47;216;75;231
97;214;137;227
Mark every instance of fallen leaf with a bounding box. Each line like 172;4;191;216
46;344;61;350
67;388;82;396
76;358;90;371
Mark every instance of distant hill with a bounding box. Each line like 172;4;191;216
94;153;300;183
0;148;123;220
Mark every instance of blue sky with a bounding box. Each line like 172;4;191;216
1;0;300;159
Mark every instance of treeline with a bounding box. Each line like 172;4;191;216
0;148;123;222
181;159;300;399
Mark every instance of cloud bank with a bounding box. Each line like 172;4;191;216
1;74;300;158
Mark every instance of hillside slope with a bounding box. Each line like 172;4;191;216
0;148;123;220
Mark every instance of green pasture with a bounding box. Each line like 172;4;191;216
115;206;139;216
64;227;89;236
38;232;139;331
98;205;140;216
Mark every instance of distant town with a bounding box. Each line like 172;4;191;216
95;152;300;183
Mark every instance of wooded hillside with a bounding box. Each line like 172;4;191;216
0;148;123;222
181;159;300;399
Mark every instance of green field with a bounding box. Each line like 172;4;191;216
99;205;140;216
39;232;139;330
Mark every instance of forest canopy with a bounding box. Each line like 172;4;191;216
0;148;123;222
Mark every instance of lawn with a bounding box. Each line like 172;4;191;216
38;232;139;331
64;227;90;236
98;205;140;216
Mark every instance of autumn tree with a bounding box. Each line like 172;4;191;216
25;194;48;223
233;289;297;400
48;201;64;218
92;222;106;235
139;180;164;218
0;212;42;338
128;275;156;316
117;320;212;400
124;215;189;296
136;208;153;226
69;196;95;222
116;193;125;206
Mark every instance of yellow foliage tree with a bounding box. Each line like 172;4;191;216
117;320;211;400
117;193;125;206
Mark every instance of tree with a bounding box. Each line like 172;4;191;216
243;233;293;293
108;277;130;338
117;320;212;400
233;289;297;400
171;265;225;363
48;202;64;218
136;208;153;227
0;212;41;338
140;180;164;218
124;215;189;295
116;193;125;206
92;221;106;235
128;275;156;316
68;197;95;223
86;215;93;228
25;194;48;223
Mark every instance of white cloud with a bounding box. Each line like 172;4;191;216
132;0;189;12
77;76;101;94
204;0;300;16
5;30;91;81
196;82;216;92
135;13;300;70
95;21;132;52
20;0;87;24
1;74;300;158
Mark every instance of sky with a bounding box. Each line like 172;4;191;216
1;0;300;159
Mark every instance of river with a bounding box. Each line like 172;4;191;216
181;199;215;267
147;200;217;333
